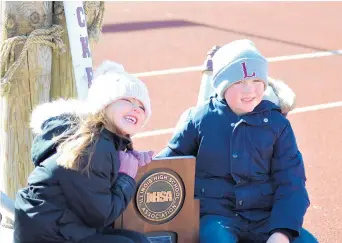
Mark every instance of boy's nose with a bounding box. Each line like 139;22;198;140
242;83;252;92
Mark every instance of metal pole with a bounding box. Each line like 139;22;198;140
0;191;14;221
196;46;220;106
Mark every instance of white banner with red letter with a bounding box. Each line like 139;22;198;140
63;1;94;100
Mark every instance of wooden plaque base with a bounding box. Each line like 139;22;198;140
114;156;199;243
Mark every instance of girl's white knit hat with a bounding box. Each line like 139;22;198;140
86;61;152;125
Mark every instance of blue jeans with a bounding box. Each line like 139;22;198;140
200;215;318;243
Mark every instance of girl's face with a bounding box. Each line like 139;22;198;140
104;98;146;136
224;79;265;115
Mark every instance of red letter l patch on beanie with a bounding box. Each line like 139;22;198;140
241;62;256;78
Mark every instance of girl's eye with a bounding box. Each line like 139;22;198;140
122;98;132;103
139;106;145;112
253;80;262;83
235;81;243;84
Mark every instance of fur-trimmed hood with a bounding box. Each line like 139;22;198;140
30;99;88;134
30;100;83;167
263;77;296;114
30;99;133;167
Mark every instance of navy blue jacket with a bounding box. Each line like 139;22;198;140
157;97;309;237
14;114;135;243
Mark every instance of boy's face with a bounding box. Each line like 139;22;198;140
224;79;265;115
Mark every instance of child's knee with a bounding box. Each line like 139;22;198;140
200;215;239;243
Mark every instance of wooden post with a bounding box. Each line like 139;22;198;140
50;1;77;99
0;1;104;201
0;1;54;199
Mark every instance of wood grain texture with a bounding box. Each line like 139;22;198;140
116;157;200;243
0;1;52;199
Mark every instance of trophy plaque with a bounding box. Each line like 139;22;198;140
114;156;199;243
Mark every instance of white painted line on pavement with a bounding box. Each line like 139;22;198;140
133;49;342;78
133;101;342;138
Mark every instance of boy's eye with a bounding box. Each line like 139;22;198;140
235;81;243;84
253;80;262;83
139;106;145;112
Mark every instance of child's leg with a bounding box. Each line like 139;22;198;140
200;215;240;243
292;228;318;243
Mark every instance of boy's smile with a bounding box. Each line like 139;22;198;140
224;79;265;115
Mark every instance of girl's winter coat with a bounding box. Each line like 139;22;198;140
14;101;135;243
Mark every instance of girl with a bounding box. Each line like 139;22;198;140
14;61;153;243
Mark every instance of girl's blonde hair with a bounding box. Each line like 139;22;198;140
56;110;132;174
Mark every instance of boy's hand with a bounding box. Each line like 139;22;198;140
130;150;154;167
266;232;290;243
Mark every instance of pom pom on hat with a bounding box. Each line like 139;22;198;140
86;61;152;125
212;39;268;98
93;60;125;79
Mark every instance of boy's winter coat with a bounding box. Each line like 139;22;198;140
14;100;135;243
157;79;309;237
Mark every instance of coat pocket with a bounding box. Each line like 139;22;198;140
247;126;275;175
195;178;234;199
237;183;274;210
253;183;274;209
260;183;274;196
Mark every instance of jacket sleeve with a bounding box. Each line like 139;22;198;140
269;121;310;236
59;138;136;228
156;108;199;158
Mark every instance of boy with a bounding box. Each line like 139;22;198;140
156;40;317;243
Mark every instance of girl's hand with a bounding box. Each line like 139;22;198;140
118;151;139;178
131;150;154;167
